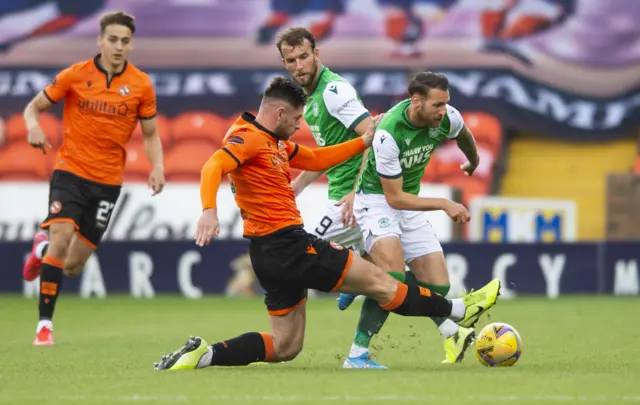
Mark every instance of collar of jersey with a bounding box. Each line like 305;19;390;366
402;102;420;130
93;54;128;77
241;112;281;140
306;65;326;95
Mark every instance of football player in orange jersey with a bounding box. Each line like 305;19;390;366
154;77;500;371
22;11;165;346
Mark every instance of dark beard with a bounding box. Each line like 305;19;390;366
300;60;318;88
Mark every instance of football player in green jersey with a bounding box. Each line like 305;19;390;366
277;27;372;256
340;72;491;368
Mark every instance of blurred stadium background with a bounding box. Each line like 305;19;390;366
1;0;639;402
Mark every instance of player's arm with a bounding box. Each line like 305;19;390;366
447;105;479;175
139;79;165;194
373;129;447;211
197;133;261;246
200;134;262;211
288;137;367;171
24;67;73;153
325;80;372;193
292;81;371;196
291;170;325;197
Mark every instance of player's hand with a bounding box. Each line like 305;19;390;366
27;126;51;155
148;167;166;196
361;114;385;147
335;191;357;228
443;200;470;224
460;159;479;177
195;209;220;247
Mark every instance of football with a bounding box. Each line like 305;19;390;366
475;322;522;367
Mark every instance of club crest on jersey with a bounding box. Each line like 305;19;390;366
119;85;130;96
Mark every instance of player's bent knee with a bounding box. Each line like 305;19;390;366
274;343;302;362
272;335;303;362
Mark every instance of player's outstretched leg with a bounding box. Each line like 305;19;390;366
155;332;276;371
338;255;501;368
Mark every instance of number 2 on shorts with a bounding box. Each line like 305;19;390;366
96;200;115;222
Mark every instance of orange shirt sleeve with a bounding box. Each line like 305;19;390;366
138;78;157;119
43;66;76;104
287;137;366;171
200;132;262;210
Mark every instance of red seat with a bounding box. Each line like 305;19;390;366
170;111;229;147
634;156;640;175
165;141;217;182
433;141;496;182
130;114;171;148
0;143;50;180
461;112;503;152
6;112;62;147
439;175;490;207
124;141;153;182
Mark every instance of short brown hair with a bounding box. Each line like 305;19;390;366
276;27;316;56
263;76;308;109
408;72;449;97
100;11;136;35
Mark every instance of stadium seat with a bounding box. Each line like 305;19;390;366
5;112;62;147
422;155;441;183
124;141;153;182
439;174;490;207
170;111;229;147
433;141;496;182
634;156;640;175
0;143;50;180
165;141;217;182
461;112;503;151
130;114;171;148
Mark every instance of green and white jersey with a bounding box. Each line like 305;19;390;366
359;98;465;196
303;66;370;201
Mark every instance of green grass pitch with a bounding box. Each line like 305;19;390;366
1;295;639;405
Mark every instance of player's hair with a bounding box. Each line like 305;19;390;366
408;72;449;97
100;11;136;35
276;27;316;56
263;76;308;108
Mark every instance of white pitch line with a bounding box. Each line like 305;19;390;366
34;394;640;403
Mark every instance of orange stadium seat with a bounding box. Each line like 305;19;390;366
124;141;153;182
0;143;50;180
422;155;441;183
170;111;229;147
130;114;172;148
634;156;640;175
5;112;62;147
439;174;490;207
165;141;217;182
433;141;496;183
461;112;503;151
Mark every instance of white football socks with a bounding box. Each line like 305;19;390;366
196;346;213;369
449;298;466;321
35;241;49;259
